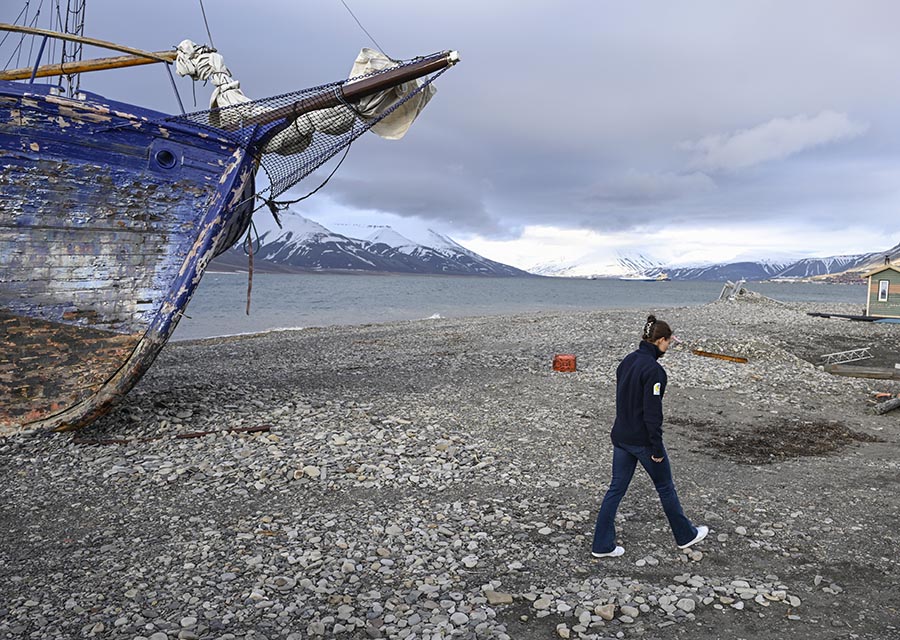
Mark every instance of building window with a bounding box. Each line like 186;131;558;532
878;279;890;302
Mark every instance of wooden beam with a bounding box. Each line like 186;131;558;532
691;349;748;364
0;23;173;62
0;50;177;81
236;50;459;130
825;364;900;380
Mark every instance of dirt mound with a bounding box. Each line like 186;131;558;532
671;416;882;465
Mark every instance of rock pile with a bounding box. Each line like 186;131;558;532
1;297;898;639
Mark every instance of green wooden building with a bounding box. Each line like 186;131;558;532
864;264;900;318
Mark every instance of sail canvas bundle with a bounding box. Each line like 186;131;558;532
173;43;449;199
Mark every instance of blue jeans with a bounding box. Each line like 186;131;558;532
591;442;697;552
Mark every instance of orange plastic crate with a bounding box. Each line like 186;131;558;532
553;354;576;372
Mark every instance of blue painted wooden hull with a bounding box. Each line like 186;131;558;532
0;81;256;433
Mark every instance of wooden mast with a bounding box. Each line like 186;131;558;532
0;51;177;81
0;23;175;62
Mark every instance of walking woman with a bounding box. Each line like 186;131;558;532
591;314;707;558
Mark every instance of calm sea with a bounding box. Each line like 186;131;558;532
171;273;866;341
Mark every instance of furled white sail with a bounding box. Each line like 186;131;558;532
174;40;249;111
174;41;434;155
348;47;435;140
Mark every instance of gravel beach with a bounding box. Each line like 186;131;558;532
2;292;899;640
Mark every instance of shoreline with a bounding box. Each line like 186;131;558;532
207;267;870;284
172;279;866;343
2;296;898;639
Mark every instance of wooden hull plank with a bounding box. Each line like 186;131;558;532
0;81;254;433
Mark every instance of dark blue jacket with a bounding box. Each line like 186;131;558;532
611;341;667;457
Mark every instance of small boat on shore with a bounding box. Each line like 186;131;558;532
618;272;671;282
0;5;458;435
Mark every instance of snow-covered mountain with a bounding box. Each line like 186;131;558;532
251;214;400;272
645;261;788;281
365;227;416;248
526;252;665;279
775;252;885;278
652;245;900;281
362;228;527;276
524;243;900;281
212;214;899;281
211;214;532;277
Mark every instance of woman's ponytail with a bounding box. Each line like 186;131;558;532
642;314;672;342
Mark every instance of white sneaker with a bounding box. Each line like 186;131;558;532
591;545;625;558
678;525;709;549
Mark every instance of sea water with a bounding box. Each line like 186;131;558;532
171;273;866;341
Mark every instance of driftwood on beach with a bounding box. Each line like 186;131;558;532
825;363;900;380
690;349;748;364
872;397;900;415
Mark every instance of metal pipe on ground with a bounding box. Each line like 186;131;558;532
671;337;748;364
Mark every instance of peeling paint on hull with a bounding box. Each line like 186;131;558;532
0;311;140;427
0;81;255;435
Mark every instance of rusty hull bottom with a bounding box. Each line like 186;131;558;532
0;311;143;434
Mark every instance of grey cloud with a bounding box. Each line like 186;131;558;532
680;111;869;172
23;0;900;253
324;173;511;237
582;171;717;207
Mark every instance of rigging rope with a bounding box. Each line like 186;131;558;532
257;142;352;219
242;140;350;315
198;0;215;49
338;0;391;60
30;2;47;72
51;0;62;72
1;29;25;70
241;142;352;315
0;3;30;56
1;1;57;71
244;222;254;315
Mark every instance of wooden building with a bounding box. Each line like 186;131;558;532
864;263;900;318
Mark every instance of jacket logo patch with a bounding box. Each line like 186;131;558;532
653;382;661;396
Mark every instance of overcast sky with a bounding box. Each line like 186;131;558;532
6;1;900;268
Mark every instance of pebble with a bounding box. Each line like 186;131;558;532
597;604;616;620
484;590;514;605
676;598;696;612
303;465;321;478
0;299;884;639
450;612;469;625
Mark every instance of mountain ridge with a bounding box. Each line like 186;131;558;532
213;214;899;281
211;214;533;277
531;244;900;281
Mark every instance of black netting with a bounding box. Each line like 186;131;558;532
161;54;451;199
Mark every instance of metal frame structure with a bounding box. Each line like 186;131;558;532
819;347;873;366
